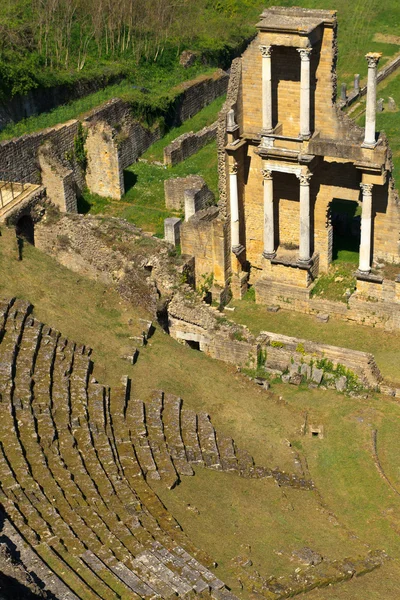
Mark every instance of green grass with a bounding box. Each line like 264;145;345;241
81;140;218;236
311;263;357;303
229;291;400;384
0;65;216;142
142;95;225;163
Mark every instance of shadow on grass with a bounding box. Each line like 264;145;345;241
124;170;138;193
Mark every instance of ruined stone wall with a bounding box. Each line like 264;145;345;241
164;123;217;166
0;120;80;185
180;207;228;289
164;175;205;211
0;69;228;192
168;295;383;388
173;70;229;124
217;59;242;219
85;120;124;200
255;276;400;331
38;146;77;212
181;208;217;286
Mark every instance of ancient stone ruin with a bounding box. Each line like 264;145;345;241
180;7;400;329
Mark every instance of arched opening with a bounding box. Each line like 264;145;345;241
15;215;35;246
330;199;360;264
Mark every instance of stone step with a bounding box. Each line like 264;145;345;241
126;399;161;480
162;394;194;477
234;445;255;477
180;409;204;466
215;434;239;473
197;413;222;470
82;551;143;600
145;392;179;489
38;543;104;600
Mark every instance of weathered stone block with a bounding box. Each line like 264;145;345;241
311;367;323;384
164;217;181;246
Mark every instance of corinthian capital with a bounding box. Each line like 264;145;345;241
261;168;273;180
365;52;382;68
360;182;373;194
259;45;272;58
297;172;312;185
229;162;238;175
297;47;312;61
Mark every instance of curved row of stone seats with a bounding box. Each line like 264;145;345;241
0;298;238;600
112;386;312;489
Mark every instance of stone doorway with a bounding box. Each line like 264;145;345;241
330;199;360;263
15;215;35;245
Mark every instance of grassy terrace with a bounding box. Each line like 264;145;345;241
0;65;217;141
80;96;223;236
228;291;400;385
2;225;400;597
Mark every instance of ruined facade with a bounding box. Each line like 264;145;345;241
181;6;400;320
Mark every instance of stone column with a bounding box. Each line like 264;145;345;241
297;48;312;139
297;172;312;263
229;162;241;251
261;168;275;258
259;45;273;134
359;183;373;273
363;53;381;147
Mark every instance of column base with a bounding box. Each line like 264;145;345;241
361;140;378;149
299;132;311;141
262;250;276;260
232;244;245;257
297;257;313;267
356;268;371;276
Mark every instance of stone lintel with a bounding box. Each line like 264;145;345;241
256;146;300;163
256;11;329;35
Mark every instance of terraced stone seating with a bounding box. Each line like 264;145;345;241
0;298;311;599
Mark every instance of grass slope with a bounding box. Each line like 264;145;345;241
2;226;400;597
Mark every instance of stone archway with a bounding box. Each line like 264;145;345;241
15;214;35;245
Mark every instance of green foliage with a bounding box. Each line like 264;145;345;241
311;264;357;303
270;340;285;348
296;343;306;355
257;347;267;369
198;272;214;297
243;286;256;302
315;358;365;393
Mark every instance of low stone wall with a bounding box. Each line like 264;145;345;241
164;175;213;211
255;276;400;332
164;122;218;166
167;294;384;391
171;69;229;125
